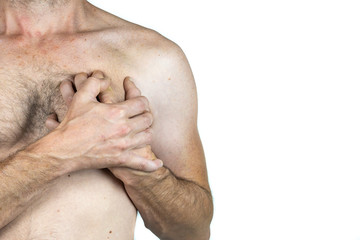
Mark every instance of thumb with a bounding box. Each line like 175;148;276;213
124;77;142;100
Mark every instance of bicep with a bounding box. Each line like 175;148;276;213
146;47;210;191
152;120;209;191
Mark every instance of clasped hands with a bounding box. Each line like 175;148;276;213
44;71;162;176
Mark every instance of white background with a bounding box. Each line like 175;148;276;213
89;1;360;239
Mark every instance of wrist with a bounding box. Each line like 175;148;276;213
23;130;74;177
117;166;170;187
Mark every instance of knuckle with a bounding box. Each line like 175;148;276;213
115;155;126;164
117;124;131;136
137;161;147;171
144;129;153;143
87;77;100;85
138;96;149;110
72;92;84;103
145;127;154;135
143;113;153;126
117;108;127;117
116;139;130;151
89;104;103;116
109;106;126;118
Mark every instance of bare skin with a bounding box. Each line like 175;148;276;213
0;0;213;239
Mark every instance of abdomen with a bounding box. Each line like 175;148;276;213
0;169;137;240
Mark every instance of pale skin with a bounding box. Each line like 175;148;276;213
0;0;213;239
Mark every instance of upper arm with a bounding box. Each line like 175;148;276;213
132;37;210;191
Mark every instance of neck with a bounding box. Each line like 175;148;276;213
0;0;88;37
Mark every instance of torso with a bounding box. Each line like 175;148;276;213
0;29;141;240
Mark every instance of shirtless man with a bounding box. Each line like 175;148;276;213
0;0;213;239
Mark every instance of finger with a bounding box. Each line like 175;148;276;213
76;76;110;102
90;70;115;103
125;128;153;149
124;77;141;100
60;80;75;108
118;96;150;118
74;72;88;91
89;71;110;92
98;86;115;104
45;113;60;131
121;153;163;172
91;70;105;79
91;71;112;103
132;145;157;160
127;112;153;134
91;74;116;103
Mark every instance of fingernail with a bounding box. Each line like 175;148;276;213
155;159;163;168
125;76;133;82
74;72;88;82
93;71;104;79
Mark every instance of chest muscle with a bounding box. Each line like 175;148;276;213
0;63;69;151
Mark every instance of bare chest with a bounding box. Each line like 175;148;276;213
0;40;125;158
0;38;135;239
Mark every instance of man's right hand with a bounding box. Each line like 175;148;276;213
27;72;162;173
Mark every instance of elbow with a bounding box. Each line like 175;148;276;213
157;225;212;240
179;188;213;240
196;194;214;240
195;189;214;240
196;188;214;239
151;215;213;240
159;194;214;240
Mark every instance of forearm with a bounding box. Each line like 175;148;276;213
114;167;213;240
0;142;66;229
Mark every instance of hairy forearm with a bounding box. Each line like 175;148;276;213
0;144;65;229
113;167;213;240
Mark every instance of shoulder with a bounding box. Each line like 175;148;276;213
106;23;195;95
129;28;192;86
115;24;198;122
88;6;191;79
121;27;196;111
86;2;187;67
114;23;189;74
92;14;197;114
